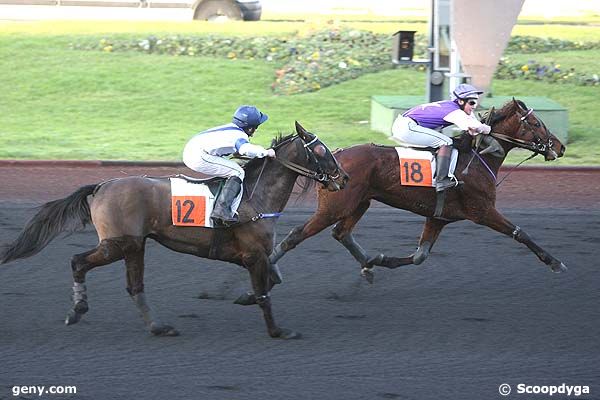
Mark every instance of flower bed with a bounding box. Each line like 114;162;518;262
496;57;599;86
74;31;600;94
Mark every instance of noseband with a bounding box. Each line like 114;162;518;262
275;135;341;183
489;107;554;156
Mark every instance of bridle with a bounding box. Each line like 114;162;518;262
240;132;344;225
480;105;557;187
247;134;342;200
273;134;342;183
488;107;555;156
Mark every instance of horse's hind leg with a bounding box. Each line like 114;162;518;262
123;237;179;336
476;208;567;273
410;217;450;265
365;217;450;276
66;239;126;325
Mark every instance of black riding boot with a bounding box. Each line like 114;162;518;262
211;177;242;226
435;145;458;192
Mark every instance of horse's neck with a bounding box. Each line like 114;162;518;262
473;119;519;179
243;160;299;213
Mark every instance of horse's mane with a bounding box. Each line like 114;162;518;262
240;132;314;197
482;99;528;126
242;132;296;172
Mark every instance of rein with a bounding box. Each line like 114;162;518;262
489;131;547;154
247;157;268;201
272;134;338;182
241;133;339;225
494;152;537;187
475;105;553;186
275;157;331;182
489;107;553;155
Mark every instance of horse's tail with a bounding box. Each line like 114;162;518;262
1;184;98;264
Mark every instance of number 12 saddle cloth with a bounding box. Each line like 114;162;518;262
170;177;217;228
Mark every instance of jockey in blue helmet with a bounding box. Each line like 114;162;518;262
391;83;491;192
182;105;275;225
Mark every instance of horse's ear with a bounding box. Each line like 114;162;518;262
295;121;308;139
512;97;523;110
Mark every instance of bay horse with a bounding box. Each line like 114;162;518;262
266;99;567;286
1;122;348;339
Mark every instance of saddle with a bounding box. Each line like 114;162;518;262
174;173;224;188
169;175;227;228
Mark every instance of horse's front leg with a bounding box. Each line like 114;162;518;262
236;205;341;306
270;211;339;264
476;208;567;273
247;253;300;339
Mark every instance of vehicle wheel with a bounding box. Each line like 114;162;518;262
237;1;262;21
193;0;243;21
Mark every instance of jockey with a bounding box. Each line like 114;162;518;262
391;83;492;192
183;105;276;225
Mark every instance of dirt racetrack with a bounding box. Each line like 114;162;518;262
1;163;599;399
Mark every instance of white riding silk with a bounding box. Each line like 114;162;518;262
182;123;272;216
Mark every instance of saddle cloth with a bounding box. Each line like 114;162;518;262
395;147;458;187
170;177;217;227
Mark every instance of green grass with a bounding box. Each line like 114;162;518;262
505;49;600;76
511;24;600;41
492;79;600;165
0;19;599;165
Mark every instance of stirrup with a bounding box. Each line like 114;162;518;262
211;217;238;227
211;211;239;227
435;178;462;192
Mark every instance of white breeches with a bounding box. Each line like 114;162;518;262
392;116;453;148
183;152;244;213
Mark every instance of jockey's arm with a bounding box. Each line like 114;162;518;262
444;110;491;135
236;140;276;158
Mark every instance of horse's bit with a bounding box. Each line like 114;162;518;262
490;108;554;156
275;135;342;183
247;134;340;201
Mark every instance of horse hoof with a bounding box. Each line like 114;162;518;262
366;254;384;267
233;292;256;306
361;268;374;284
73;300;88;314
150;323;180;337
64;310;82;325
272;328;302;340
551;262;568;273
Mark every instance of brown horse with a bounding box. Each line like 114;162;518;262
267;99;567;286
1;122;349;339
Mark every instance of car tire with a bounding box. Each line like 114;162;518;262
237;1;261;21
193;0;243;21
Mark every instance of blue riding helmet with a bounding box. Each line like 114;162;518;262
232;105;269;129
451;84;484;101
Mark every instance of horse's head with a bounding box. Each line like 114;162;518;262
274;121;349;191
490;99;566;161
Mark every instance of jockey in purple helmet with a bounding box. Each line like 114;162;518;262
183;105;275;225
392;83;492;192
